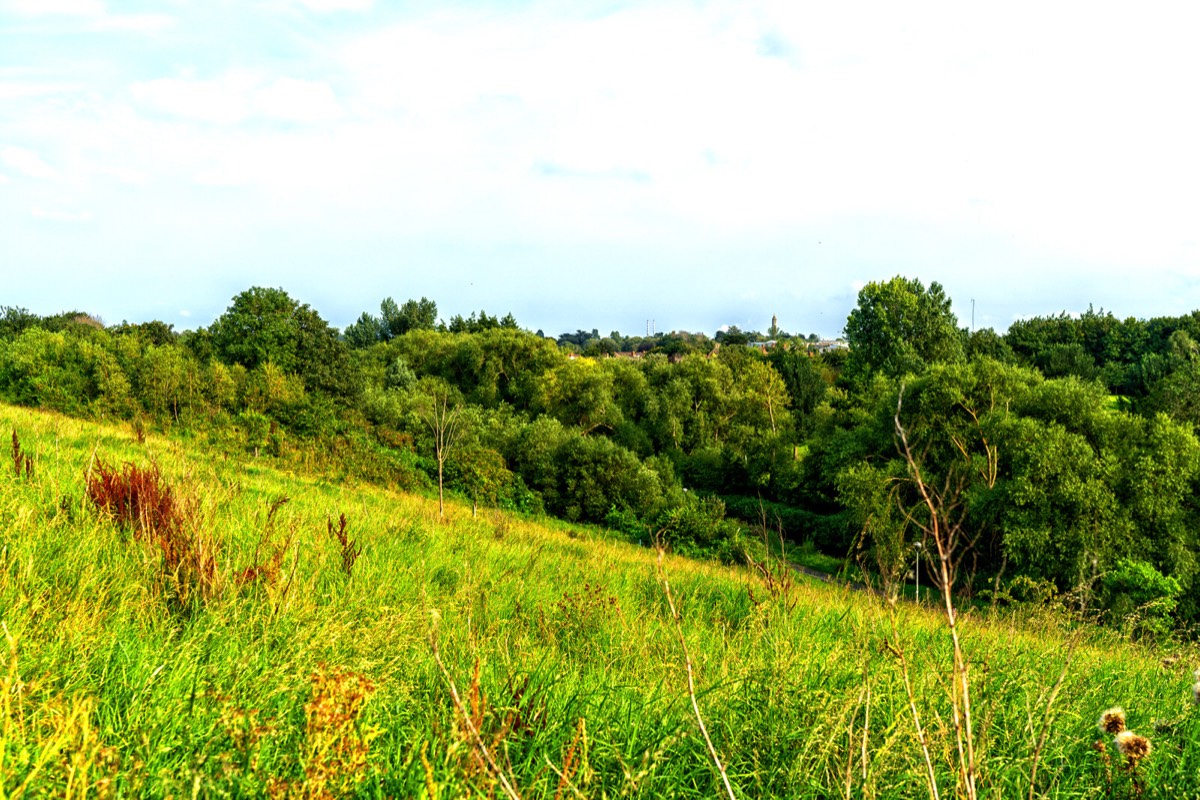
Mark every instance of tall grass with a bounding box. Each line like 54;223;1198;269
1;403;1198;797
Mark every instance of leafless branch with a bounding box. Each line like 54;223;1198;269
895;384;978;800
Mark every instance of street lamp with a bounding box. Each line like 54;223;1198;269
913;541;923;604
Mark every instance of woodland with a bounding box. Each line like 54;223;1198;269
4;275;1200;638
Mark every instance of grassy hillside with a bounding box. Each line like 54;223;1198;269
1;403;1198;798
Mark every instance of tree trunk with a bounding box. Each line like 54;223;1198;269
437;458;445;517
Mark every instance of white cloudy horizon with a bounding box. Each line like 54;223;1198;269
2;0;1199;338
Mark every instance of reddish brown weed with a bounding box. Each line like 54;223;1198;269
326;513;362;578
86;458;219;610
86;459;183;542
236;496;293;588
553;582;621;644
553;718;588;800
11;430;33;479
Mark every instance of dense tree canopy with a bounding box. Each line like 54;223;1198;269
7;280;1200;630
843;276;963;378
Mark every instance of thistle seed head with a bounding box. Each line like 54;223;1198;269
1114;730;1151;763
1098;707;1126;735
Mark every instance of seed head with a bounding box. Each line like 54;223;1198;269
1114;730;1151;763
1098;707;1126;735
1192;681;1200;705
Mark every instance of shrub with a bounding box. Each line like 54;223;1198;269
1099;559;1181;640
655;496;747;564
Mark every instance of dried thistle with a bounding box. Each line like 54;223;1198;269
1098;707;1126;735
1114;730;1151;765
1192;681;1199;706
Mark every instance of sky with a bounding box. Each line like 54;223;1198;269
3;0;1199;339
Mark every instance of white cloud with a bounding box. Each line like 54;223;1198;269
1;145;59;179
6;0;105;15
7;0;1200;322
293;0;373;10
31;205;93;222
193;165;251;187
92;13;175;33
99;165;148;185
130;73;342;126
0;82;85;100
254;78;343;123
130;72;257;125
0;173;9;184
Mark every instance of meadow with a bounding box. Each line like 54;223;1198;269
1;402;1198;798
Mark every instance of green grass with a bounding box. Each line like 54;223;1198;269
2;403;1199;798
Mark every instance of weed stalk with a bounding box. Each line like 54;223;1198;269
655;545;737;800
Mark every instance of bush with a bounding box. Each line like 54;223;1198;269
1099;558;1181;640
604;505;651;544
655;496;747;564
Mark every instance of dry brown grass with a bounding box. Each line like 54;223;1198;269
85;458;220;610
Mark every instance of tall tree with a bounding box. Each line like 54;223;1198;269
843;276;963;379
210;287;358;399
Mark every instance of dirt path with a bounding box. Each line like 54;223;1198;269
788;562;882;596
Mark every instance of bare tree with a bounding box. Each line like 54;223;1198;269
418;382;466;518
894;385;979;800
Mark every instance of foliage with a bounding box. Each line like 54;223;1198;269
9;280;1200;640
843;275;963;379
210;286;359;399
5;402;1200;798
1098;559;1181;640
655;495;747;564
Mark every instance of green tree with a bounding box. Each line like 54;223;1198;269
210;287;358;400
0;306;39;340
535;358;622;434
140;344;191;422
767;348;828;421
450;445;512;517
844;276;963;378
343;312;382;349
966;328;1015;364
382;297;438;340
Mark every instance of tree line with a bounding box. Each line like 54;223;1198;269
3;278;1199;634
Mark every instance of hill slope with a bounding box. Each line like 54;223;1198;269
1;403;1197;798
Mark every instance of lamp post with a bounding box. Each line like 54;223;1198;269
914;541;923;604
